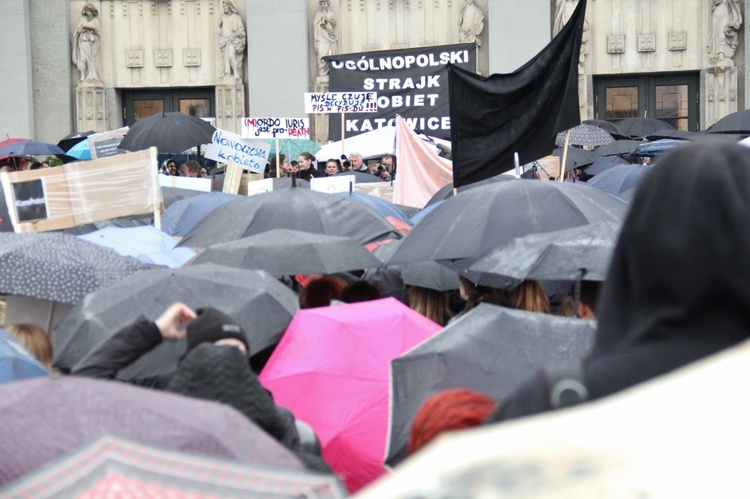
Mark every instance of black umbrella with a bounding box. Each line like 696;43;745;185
706;109;750;134
388;179;628;267
646;129;699;141
193;229;383;276
467;222;621;288
617;117;675;139
2;435;345;498
372;239;459;291
582;155;629;176
424;174;514;207
0;377;305;487
0;233;153;304
592;139;644;157
588;164;650;196
385;304;595;467
161;185;206;208
582;119;629;140
179;187;399;249
56;130;95;152
118;112;216;153
52;263;298;377
552;147;597;172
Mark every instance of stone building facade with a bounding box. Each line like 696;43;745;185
1;0;746;144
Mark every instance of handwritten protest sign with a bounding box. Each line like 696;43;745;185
158;175;212;193
204;129;270;174
88;126;129;159
304;92;378;114
310;175;355;194
241;117;310;139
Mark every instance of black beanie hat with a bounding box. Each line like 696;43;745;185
185;307;250;356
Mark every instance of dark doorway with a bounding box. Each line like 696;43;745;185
593;73;700;131
123;88;214;126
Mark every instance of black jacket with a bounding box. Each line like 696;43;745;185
489;139;750;422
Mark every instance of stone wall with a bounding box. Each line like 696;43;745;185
0;0;34;139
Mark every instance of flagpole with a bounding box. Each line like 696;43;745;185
276;138;281;178
341;112;346;157
559;130;570;182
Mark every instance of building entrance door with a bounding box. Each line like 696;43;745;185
593;73;699;131
123;88;214;126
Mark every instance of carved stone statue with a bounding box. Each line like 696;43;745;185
219;0;246;80
458;0;485;47
553;0;589;75
314;0;337;77
72;2;102;81
707;0;743;65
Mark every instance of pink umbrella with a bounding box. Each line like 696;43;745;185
259;298;442;493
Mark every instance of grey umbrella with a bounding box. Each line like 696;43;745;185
179;187;399;248
617;117;675;139
592;139;644;157
388;179;628;268
467;222;621;289
385;304;596;467
706;109;750;134
52;263;298;377
118;112;215;153
555;124;615;148
192;229;383;276
373;239;459;291
582;119;629;140
552;147;597;172
0;233;153;305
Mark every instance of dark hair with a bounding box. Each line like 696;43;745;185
299;152;316;162
579;280;602;314
339;281;382;304
299;276;348;308
269;154;287;171
186;160;201;174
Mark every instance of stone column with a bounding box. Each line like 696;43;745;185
313;76;330;144
76;81;108;132
216;82;246;134
703;65;738;128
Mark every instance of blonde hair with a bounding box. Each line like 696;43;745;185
408;286;452;326
510;280;550;314
6;323;53;371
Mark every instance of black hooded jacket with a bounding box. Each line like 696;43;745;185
488;139;750;421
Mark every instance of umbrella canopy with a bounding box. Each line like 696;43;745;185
552;147;597;172
118;112;216;153
555;124;615;148
161;191;240;237
588;163;650;196
645;129;699;141
259;298;442;493
0;139;65;158
0;377;304;486
582;119;629;140
617;117;675;139
78;225;196;268
337;192;412;224
706;109;750;134
64;138;91;160
334;171;387;183
0;233;153;305
179;187;399;249
467;222;621;289
57;130;95;152
52;263;298;377
582;155;629;176
265;138;321;159
632;138;690;157
385;304;595;467
161;185;206;208
193;229;383;276
372;239;459;291
362;338;750;499
1;435;345;499
0;328;48;384
388;179;628;268
592;139;644;157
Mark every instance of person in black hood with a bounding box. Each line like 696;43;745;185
487;138;750;422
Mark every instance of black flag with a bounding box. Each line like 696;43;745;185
448;0;588;187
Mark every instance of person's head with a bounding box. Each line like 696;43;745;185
408;389;498;455
185;307;249;357
408;285;452;325
299;275;348;308
577;280;601;320
381;154;396;173
339;281;382;303
17;158;32;171
200;167;208;176
458;275;505;312
270;154;291;176
509;280;550;314
186;160;201;177
348;152;364;171
594;139;750;354
298;152;315;171
6;323;53;371
325;159;340;175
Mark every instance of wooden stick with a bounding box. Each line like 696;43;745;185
559;129;571;182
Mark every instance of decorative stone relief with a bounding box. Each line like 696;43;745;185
607;35;625;54
126;50;144;67
669;32;687;51
155;49;173;67
72;3;103;82
637;34;656;52
707;0;742;67
218;0;246;80
458;0;485;47
184;49;201;67
314;0;338;76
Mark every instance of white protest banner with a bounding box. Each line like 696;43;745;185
204;129;270;174
304;92;378;114
241;117;310;139
310;175;355;194
245;178;274;197
158;175;212;193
